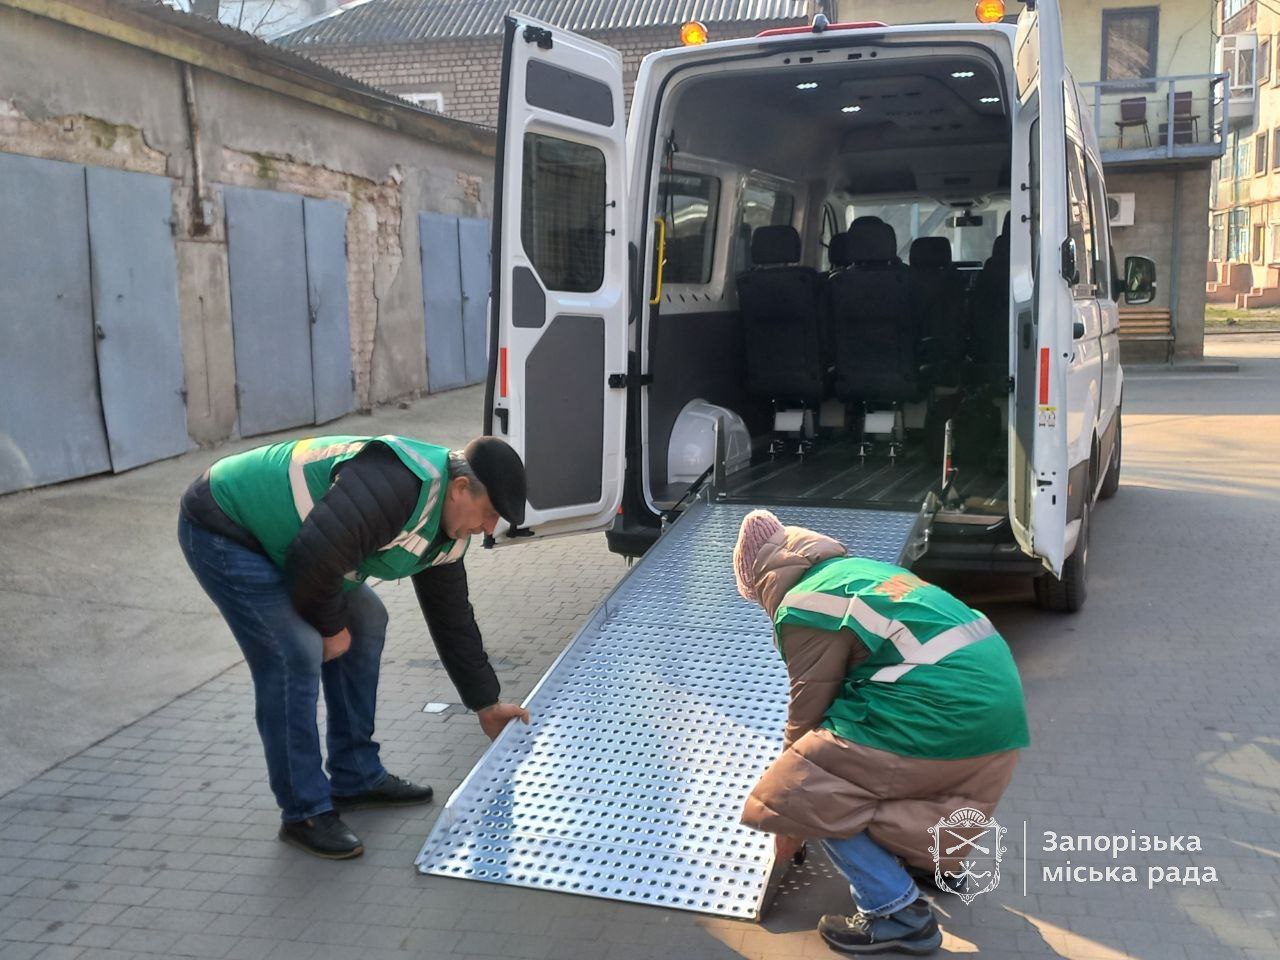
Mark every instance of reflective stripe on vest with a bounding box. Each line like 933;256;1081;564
781;590;998;682
288;440;366;521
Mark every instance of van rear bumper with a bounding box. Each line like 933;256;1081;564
915;513;1044;575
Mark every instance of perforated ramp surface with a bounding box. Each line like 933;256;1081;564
415;501;919;919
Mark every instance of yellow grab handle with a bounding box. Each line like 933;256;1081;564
648;216;667;306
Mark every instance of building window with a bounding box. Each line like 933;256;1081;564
1223;0;1253;21
1235;137;1252;178
1101;8;1159;87
1256;133;1269;174
1262;39;1273;84
1273;129;1280;169
520;133;606;293
1228;207;1249;260
402;92;445;113
657;171;720;285
1212;213;1227;260
1252;222;1266;262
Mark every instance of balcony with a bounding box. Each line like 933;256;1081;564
1079;74;1230;166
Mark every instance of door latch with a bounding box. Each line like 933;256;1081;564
523;25;553;49
608;373;653;389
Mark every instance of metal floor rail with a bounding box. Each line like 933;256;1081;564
415;500;919;919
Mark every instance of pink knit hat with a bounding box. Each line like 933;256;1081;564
733;509;784;603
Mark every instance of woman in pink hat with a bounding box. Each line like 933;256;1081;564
732;509;1028;956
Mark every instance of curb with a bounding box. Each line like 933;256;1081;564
1126;360;1240;373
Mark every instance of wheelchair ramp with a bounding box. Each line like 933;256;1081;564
415;500;920;919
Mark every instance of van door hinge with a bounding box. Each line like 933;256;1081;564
494;407;509;432
609;373;653;389
1007;376;1015;394
523;25;553;49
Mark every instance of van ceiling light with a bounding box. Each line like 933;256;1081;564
979;96;1001;103
842;105;862;113
796;82;819;90
974;0;1005;23
680;21;708;45
951;71;976;79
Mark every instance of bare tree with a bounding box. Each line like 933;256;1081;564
172;0;299;36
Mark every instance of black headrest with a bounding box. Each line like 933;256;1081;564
848;219;897;264
828;232;855;268
851;215;884;226
910;237;952;269
751;225;801;265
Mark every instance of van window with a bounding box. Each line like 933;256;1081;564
657;171;720;285
1084;160;1111;293
737;183;795;269
1065;139;1096;293
520;132;606;293
845;200;1012;265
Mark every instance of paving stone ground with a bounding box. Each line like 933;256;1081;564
2;341;1279;959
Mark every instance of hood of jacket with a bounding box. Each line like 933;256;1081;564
753;526;847;620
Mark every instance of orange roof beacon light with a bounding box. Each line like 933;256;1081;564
975;0;1005;23
681;21;708;45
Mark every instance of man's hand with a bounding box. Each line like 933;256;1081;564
322;628;352;662
775;833;806;864
477;702;531;740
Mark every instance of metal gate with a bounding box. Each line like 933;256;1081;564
420;213;490;392
0;153;187;495
416;500;920;919
87;166;189;473
225;186;353;438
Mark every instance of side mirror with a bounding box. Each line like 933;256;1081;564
1111;274;1125;302
1124;256;1157;305
1060;236;1078;285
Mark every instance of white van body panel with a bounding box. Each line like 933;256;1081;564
485;15;629;540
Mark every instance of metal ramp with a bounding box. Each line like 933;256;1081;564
416;501;920;919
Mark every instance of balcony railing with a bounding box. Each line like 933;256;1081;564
1079;73;1230;165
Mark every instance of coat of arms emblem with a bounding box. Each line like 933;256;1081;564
928;807;1006;903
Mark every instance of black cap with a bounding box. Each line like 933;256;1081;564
462;436;527;527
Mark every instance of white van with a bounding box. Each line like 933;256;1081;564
481;0;1156;612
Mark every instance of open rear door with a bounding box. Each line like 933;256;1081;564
1011;0;1071;575
484;15;628;540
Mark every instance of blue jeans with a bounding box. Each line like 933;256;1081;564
822;833;921;917
178;513;390;822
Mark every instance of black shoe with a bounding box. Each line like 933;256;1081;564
331;773;434;811
818;899;943;955
278;811;363;860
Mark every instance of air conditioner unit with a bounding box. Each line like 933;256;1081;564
1107;192;1135;227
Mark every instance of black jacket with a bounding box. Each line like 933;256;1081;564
181;441;499;710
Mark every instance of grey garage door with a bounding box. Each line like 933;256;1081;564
224;186;353;438
420;213;490;392
0;154;188;495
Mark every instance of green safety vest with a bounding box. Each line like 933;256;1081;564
774;557;1030;760
208;435;467;587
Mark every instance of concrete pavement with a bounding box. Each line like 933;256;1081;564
1;338;1279;958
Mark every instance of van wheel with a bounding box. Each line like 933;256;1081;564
1034;502;1089;613
1099;414;1121;500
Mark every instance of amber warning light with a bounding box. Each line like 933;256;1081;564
975;0;1005;23
681;21;708;45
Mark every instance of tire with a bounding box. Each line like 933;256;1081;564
1099;412;1121;500
1034;500;1089;612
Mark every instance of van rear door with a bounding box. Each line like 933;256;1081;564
484;16;628;540
1011;0;1071;575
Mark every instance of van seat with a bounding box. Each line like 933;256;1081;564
830;220;918;403
909;237;965;383
969;214;1011;382
735;225;825;404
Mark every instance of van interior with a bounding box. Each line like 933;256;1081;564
644;50;1015;517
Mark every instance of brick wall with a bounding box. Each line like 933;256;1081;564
299;19;805;127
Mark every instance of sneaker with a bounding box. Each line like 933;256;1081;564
331;773;434;811
818;898;943;955
278;811;363;860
